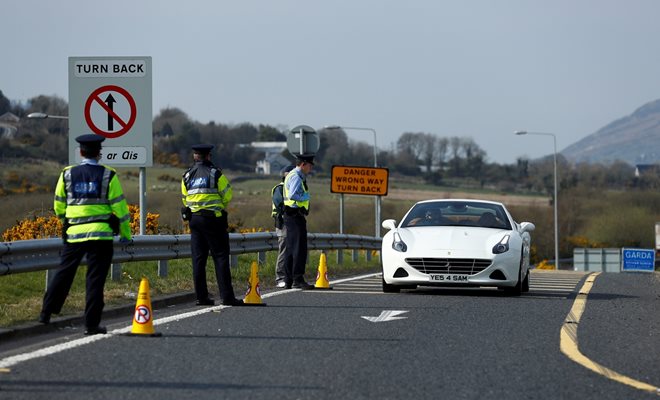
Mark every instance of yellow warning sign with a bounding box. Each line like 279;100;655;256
331;165;389;196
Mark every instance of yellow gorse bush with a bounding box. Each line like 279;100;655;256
2;216;63;241
239;227;265;234
2;205;160;242
128;204;160;235
535;259;555;270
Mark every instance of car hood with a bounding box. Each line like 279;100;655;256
398;226;508;250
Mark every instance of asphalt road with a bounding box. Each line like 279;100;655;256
0;270;658;400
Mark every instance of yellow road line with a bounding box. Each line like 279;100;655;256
560;272;660;395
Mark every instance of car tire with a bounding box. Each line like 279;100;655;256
382;275;400;293
504;251;524;296
522;270;530;292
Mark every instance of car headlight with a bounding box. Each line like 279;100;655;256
492;235;510;254
392;232;407;252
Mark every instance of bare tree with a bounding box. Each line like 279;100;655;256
421;133;437;173
448;137;463;176
397;132;426;162
435;137;449;170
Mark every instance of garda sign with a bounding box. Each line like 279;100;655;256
621;248;656;272
68;57;152;166
331;165;389;196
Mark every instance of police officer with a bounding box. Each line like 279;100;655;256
282;155;315;290
272;164;295;287
181;144;243;306
39;134;132;335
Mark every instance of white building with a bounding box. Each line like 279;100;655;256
0;112;19;138
250;141;291;175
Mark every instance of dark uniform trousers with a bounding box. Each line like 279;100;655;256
189;213;236;302
283;210;308;285
42;240;113;328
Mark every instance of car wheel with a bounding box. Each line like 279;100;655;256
382;275;400;293
522;270;530;292
504;251;524;296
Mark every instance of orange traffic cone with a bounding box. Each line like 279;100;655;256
127;277;162;337
244;261;267;306
315;253;333;289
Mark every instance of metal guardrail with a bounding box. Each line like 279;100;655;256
0;232;382;276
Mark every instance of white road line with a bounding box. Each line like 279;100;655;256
336;283;381;288
531;285;578;289
0;274;380;370
312;291;386;295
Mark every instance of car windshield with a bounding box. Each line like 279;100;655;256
400;201;511;230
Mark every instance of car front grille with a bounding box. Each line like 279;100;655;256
405;258;492;275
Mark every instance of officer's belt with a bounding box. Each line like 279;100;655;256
69;218;111;225
284;206;308;216
192;209;218;217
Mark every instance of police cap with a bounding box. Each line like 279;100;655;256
296;155;315;165
280;164;295;177
75;134;105;151
192;144;214;155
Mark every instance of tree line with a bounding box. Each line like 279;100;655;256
2;91;659;196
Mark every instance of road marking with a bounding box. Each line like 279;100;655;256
560;272;660;396
0;273;380;370
338;282;381;288
362;310;409;322
313;291;387;295
329;275;383;293
528;271;586;297
330;273;380;284
326;271;586;297
531;287;578;291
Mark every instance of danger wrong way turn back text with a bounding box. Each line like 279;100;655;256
331;165;389;196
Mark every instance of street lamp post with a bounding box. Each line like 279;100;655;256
515;130;559;269
27;112;69;120
325;125;381;238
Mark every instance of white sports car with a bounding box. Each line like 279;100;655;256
381;199;535;295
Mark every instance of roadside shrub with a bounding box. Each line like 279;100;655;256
536;259;555;270
2;205;160;242
128;204;160;235
2;215;62;241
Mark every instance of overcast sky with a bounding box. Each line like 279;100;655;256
4;0;660;164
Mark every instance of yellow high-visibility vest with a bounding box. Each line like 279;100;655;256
283;169;309;210
181;161;232;217
54;163;131;243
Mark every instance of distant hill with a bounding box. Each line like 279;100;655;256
561;99;660;165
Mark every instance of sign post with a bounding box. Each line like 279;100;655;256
656;222;660;269
287;125;319;157
331;165;389;235
69;56;153;234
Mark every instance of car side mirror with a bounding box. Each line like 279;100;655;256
382;219;397;230
520;222;535;233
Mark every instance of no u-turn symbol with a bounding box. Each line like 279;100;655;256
84;85;137;138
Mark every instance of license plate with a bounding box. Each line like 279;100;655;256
429;274;469;283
